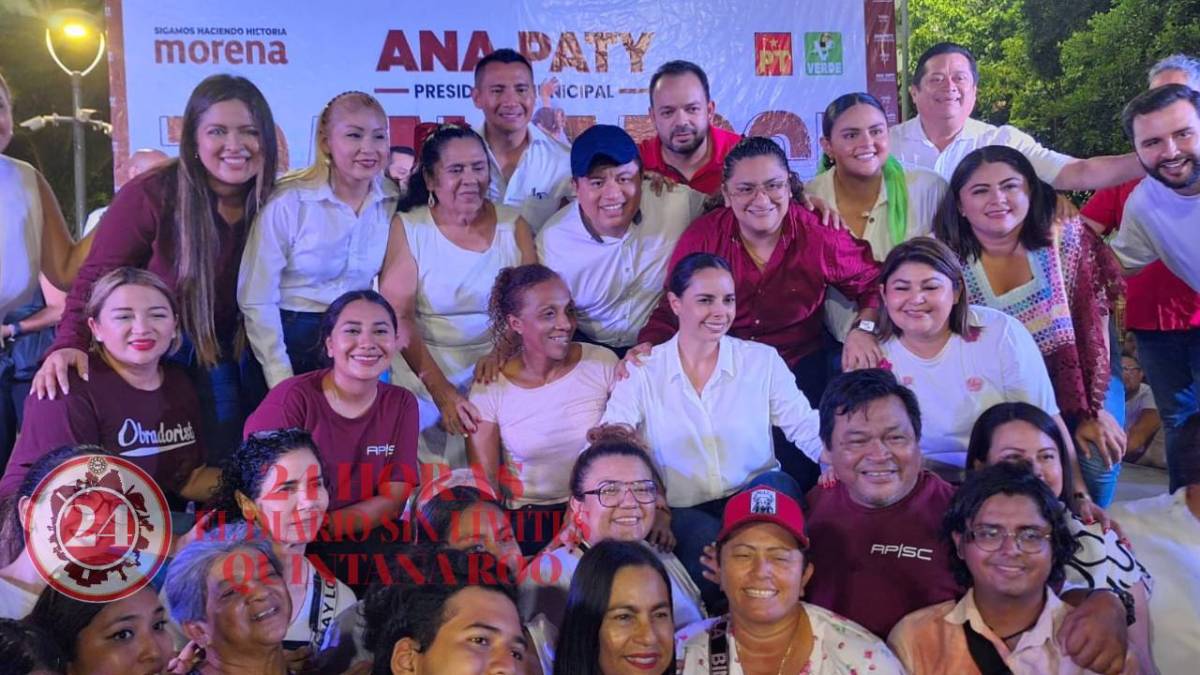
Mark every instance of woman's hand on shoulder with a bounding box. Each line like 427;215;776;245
31;347;89;400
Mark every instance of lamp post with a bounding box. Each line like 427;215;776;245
44;9;106;237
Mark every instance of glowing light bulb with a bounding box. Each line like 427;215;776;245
63;22;88;39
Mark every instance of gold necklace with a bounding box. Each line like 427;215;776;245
732;615;802;675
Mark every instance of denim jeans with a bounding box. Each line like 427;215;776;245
669;470;802;613
1132;328;1200;492
1077;316;1125;507
280;309;326;377
166;334;266;465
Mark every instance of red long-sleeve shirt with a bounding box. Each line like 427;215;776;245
638;203;882;367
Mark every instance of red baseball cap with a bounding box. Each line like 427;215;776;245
716;486;809;549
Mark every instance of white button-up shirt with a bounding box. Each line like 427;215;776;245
239;170;398;387
600;334;823;508
804;165;947;339
889;115;1074;184
478;122;573;233
537;182;706;348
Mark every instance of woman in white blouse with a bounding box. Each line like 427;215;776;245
467;263;617;554
875;237;1069;471
380;124;537;467
239;91;399;387
806;92;947;342
600;252;823;607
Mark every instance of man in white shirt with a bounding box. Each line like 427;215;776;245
537;124;706;354
1111;415;1200;675
889;42;1142;189
1111;84;1200;490
471;49;572;233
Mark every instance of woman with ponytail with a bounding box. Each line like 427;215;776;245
32;74;278;459
466;264;617;554
240;91;398;388
379;125;537;468
806;92;947;342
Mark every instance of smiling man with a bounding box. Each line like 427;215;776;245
890;43;1142;191
537;124;706;353
471;49;572;233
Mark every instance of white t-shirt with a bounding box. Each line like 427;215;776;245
478;122;573;233
804;165;947;339
468;343;617;507
676;604;904;675
1113;177;1200;293
537;183;706;348
889;115;1074;185
881;306;1059;467
600;335;823;507
1111;490;1200;675
0;155;43;319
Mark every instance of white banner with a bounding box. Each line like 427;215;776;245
106;0;898;183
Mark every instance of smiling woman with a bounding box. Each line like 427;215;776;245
27;585;174;675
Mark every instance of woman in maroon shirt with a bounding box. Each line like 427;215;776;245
30;74;279;461
2;268;216;505
635;136;884;487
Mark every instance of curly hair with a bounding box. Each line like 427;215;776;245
943;461;1078;590
486;264;565;359
209;428;328;522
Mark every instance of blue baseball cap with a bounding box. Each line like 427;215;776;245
571;124;639;178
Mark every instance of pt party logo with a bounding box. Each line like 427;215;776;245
24;455;171;602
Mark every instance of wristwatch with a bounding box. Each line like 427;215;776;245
1090;587;1136;626
853;319;877;335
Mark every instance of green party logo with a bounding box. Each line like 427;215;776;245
804;32;843;76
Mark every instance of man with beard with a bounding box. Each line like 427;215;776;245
472;48;572;233
891;43;1142;191
638;60;741;195
1112;83;1200;491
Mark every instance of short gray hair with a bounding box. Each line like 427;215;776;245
165;522;281;625
1149;54;1200;90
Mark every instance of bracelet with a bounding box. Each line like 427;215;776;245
4;323;18;339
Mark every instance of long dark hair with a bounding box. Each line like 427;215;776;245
553;540;675;675
174;74;278;367
933;145;1054;262
965;401;1075;503
397;124;488;212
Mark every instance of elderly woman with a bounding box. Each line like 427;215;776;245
966;402;1155;673
934;144;1126;506
380;124;537;467
554;540;676;675
521;425;705;634
468;263;617;554
675;486;902;674
26;584;173;675
165;533;291;674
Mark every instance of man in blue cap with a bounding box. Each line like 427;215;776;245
537;124;707;356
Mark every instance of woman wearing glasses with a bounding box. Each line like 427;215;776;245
888;462;1095;674
519;425;705;639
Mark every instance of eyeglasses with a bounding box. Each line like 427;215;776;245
727;179;789;200
580;480;658;507
965;526;1051;553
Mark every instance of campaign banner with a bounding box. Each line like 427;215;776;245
105;0;897;184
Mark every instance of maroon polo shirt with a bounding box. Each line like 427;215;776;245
637;203;882;368
638;126;742;195
244;369;419;511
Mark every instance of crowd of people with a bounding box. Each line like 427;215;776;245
0;38;1198;674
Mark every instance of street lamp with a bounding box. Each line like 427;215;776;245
44;8;106;236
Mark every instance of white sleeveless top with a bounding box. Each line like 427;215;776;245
391;203;523;465
0;156;44;318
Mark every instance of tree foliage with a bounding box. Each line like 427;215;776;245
909;0;1200;158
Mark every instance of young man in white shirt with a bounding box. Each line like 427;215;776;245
536;124;706;354
889;42;1141;190
471;48;572;233
1112;83;1200;489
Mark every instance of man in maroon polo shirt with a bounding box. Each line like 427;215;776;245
638;60;741;195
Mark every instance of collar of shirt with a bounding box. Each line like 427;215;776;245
640;126;741;191
713;203;802;266
563;199;640;244
475;122;563;176
663;333;737;385
945;587;1064;657
292;169;398;209
805;166;891;213
902;115;993;149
